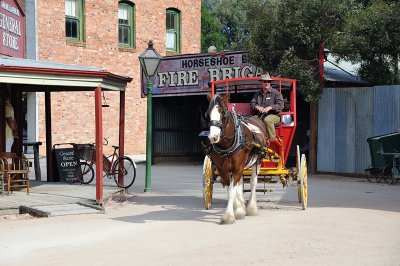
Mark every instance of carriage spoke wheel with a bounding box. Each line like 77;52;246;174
383;165;400;185
299;154;308;210
365;166;382;183
202;156;214;210
296;145;301;203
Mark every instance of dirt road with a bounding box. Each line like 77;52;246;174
1;163;399;265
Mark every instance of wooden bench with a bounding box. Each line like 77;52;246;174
0;152;30;195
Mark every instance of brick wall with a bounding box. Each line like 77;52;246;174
36;0;201;155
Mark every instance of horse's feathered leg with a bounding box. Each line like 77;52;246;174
233;175;246;220
246;164;259;216
234;176;246;220
221;174;237;224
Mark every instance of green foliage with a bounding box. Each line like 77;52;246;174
278;48;321;103
213;0;248;50
245;0;355;102
201;0;248;51
201;4;228;53
334;0;400;84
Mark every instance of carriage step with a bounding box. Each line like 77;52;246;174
243;189;273;193
243;177;277;183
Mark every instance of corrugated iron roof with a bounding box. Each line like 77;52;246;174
323;53;369;85
0;56;132;91
0;56;106;72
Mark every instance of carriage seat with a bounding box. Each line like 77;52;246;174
228;103;254;116
230;103;282;126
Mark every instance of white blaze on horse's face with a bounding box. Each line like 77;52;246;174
208;104;222;143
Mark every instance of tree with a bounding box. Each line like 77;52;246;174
244;0;357;173
213;0;249;50
334;0;400;85
201;0;248;52
201;4;228;53
245;0;355;102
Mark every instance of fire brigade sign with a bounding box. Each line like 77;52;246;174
0;0;25;58
141;51;262;97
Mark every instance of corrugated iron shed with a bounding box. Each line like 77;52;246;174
317;85;400;174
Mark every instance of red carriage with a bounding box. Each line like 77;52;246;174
201;76;308;222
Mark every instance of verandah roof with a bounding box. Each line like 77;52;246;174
0;56;133;205
0;56;132;91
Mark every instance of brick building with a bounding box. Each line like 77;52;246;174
24;0;201;155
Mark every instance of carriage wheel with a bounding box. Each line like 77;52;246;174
299;154;308;210
296;145;301;203
365;166;382;183
383;165;400;184
202;156;214;210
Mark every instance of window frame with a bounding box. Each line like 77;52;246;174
118;1;135;48
166;8;181;53
65;0;85;42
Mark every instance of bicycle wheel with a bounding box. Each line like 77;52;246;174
74;161;94;184
112;157;136;188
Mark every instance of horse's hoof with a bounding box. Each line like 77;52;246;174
220;214;236;225
234;208;246;220
246;206;258;216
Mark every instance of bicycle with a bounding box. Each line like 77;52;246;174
73;139;136;189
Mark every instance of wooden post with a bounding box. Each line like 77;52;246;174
14;88;23;156
309;103;318;173
309;42;324;173
32;142;42;181
45;90;54;182
0;88;5;152
95;86;103;205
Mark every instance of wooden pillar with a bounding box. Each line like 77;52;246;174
309;103;318;173
45;90;54;182
0;88;5;152
13;88;23;156
309;42;324;173
95;86;103;205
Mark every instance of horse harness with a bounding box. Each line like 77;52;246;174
205;97;266;162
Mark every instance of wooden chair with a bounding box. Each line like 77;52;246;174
0;152;30;195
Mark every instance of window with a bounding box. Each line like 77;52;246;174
118;1;135;47
166;8;180;52
65;0;84;42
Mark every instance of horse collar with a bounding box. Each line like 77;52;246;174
212;110;246;158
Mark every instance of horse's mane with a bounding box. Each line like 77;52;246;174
208;94;222;112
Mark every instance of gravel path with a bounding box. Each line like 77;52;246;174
0;163;399;266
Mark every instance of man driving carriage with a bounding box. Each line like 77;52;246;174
250;73;284;140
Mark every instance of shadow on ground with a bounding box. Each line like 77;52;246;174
111;195;227;224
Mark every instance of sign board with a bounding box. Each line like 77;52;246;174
53;148;80;183
141;51;262;97
0;0;25;58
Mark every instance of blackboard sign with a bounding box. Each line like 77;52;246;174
53;148;81;183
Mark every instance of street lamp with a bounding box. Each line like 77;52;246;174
139;40;162;192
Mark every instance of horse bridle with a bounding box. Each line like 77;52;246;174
207;94;247;158
208;95;234;140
